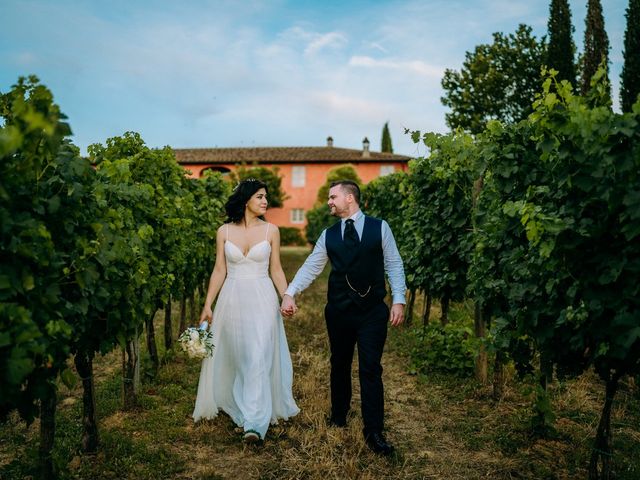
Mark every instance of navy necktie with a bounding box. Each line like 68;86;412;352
344;218;359;250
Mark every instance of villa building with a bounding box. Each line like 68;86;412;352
174;137;411;229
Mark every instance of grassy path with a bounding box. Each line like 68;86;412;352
1;247;639;479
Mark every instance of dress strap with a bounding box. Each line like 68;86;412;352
225;223;229;241
265;223;270;241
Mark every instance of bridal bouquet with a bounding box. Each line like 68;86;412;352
178;322;214;359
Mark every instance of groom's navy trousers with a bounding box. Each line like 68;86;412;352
325;300;389;434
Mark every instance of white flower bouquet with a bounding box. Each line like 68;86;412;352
178;322;214;359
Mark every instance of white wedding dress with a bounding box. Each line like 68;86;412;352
192;225;299;439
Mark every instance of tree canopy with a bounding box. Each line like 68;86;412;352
581;0;610;97
546;0;577;86
441;24;546;133
620;0;640;112
381;122;393;153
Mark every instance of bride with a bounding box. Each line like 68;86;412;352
193;178;299;443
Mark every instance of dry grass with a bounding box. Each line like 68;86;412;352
1;246;639;479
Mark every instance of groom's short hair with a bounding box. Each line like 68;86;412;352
330;180;360;205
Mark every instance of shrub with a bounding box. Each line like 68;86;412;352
305;206;336;245
408;323;479;377
279;226;306;246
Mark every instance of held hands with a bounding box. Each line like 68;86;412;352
389;303;404;327
280;294;297;317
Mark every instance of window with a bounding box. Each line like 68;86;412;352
292;166;306;187
290;208;305;224
380;165;395;176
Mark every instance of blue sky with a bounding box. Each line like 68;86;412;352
0;0;627;156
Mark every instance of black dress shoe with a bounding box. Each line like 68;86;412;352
365;432;394;455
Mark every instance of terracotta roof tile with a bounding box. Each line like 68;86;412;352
173;146;411;165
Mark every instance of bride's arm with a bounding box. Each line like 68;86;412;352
268;225;288;298
199;225;228;324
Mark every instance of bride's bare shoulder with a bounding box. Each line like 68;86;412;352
266;222;280;233
217;223;233;239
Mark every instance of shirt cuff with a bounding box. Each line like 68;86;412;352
284;286;297;298
392;294;406;305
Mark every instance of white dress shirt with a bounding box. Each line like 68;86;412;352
285;209;406;305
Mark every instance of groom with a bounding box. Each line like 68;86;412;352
281;180;405;455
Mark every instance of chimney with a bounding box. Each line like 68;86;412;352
362;137;370;158
326;136;333;147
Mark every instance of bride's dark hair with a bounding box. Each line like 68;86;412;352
224;178;269;223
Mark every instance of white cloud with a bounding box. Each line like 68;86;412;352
309;91;388;121
304;32;348;56
367;42;388;54
277;26;348;57
349;56;444;80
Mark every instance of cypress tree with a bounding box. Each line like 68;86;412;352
581;0;610;96
546;0;576;85
381;122;393;153
621;0;640;112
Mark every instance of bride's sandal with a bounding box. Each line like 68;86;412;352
243;430;261;444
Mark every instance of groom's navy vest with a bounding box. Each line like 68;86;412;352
325;216;386;311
